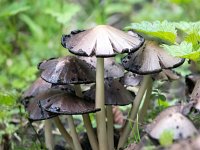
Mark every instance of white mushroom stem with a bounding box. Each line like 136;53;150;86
67;116;82;150
117;75;151;149
74;84;99;150
53;117;74;149
44;119;54;150
106;105;114;150
129;78;153;139
96;57;108;150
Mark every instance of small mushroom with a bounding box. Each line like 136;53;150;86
154;69;181;81
38;56;96;84
185;74;200;95
120;72;142;87
39;89;100;115
61;25;144;57
80;56;125;78
122;41;185;75
83;78;135;106
146;106;198;140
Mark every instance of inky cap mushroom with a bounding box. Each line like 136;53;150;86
84;78;135;105
22;97;57;121
120;72;142;87
79;56;124;78
146;105;197;140
39;89;100;115
38;56;96;85
61;25;144;57
190;79;200;111
122;41;185;75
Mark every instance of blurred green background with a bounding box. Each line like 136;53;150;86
0;0;199;148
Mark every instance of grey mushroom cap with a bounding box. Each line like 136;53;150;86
83;78;135;105
22;97;57;121
190;79;200;111
120;72;142;87
153;69;181;81
122;41;185;75
38;56;96;85
185;74;200;95
22;77;75;99
146;105;197;140
39;89;100;115
61;25;144;57
79;56;124;78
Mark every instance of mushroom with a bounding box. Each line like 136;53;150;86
185;74;200;96
38;56;98;150
61;25;144;150
146;105;198;141
22;78;75;149
118;41;185;148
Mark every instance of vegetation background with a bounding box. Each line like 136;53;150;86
0;0;199;149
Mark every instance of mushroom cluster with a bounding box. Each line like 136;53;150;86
22;24;193;150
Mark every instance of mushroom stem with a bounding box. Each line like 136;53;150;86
96;57;108;150
74;84;99;150
130;78;153;139
44;120;54;150
53;117;74;149
67;116;82;150
117;75;151;149
106;105;114;150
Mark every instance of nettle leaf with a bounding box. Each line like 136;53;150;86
174;21;200;34
126;21;177;43
0;92;16;107
162;41;200;61
185;32;200;50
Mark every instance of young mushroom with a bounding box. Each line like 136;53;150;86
118;40;185;148
61;25;144;150
146;105;198;141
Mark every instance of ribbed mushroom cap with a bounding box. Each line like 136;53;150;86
146;105;197;140
190;79;200;111
39;89;100;115
22;77;51;99
83;78;135;105
79;56;124;78
61;25;144;57
22;97;57;121
38;56;96;85
122;41;185;75
22;77;75;99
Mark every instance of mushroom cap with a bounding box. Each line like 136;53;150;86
22;77;75;99
190;79;200;111
122;41;185;75
38;56;96;85
61;25;144;57
79;56;124;78
185;74;200;95
22;97;57;121
22;77;51;99
84;78;135;105
146;105;197;140
39;89;100;115
120;72;142;87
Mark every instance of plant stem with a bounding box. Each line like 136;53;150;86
117;75;151;149
44;120;54;150
53;117;74;149
106;105;114;150
67;116;82;150
74;84;99;150
96;57;108;150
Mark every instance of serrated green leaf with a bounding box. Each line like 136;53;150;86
0;92;16;106
162;41;200;61
174;21;200;34
184;32;200;50
159;130;174;146
126;21;177;43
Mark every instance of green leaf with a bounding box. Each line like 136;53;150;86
162;41;200;61
159;130;174;146
126;21;177;43
0;2;30;17
0;92;16;106
174;21;200;34
184;32;200;50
